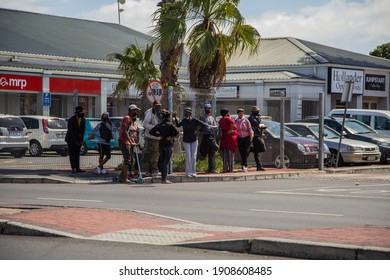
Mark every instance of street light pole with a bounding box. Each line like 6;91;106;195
117;0;126;25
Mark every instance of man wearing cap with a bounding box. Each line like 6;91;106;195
199;104;218;173
143;100;162;176
119;104;141;183
65;106;86;173
92;112;116;174
248;105;266;171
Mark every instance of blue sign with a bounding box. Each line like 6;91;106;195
43;92;51;107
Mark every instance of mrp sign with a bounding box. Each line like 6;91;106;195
329;68;363;94
0;74;42;92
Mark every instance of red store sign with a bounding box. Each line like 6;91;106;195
50;77;101;95
0;73;42;92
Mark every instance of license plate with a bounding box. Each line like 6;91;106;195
9;131;22;136
56;133;65;138
367;156;376;161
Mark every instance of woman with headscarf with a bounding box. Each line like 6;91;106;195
235;108;253;172
218;108;238;173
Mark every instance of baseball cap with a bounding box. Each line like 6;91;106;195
153;100;161;106
184;107;192;114
204;104;212;109
251;106;260;112
128;104;140;111
102;111;110;117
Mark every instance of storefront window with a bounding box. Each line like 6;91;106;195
20;93;37;115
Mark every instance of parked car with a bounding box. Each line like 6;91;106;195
296;117;390;164
327;109;390;135
20;115;68;156
81;118;116;155
285;122;381;167
259;120;330;168
0;114;29;158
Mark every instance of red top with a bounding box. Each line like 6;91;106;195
119;115;139;145
219;116;238;152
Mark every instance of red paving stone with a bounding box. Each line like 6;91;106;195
1;207;389;249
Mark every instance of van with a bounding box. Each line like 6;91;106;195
327;109;390;135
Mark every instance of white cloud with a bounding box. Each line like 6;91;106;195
246;0;390;54
0;0;51;13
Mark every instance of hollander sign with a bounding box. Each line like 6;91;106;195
215;86;238;98
365;74;386;91
329;68;364;94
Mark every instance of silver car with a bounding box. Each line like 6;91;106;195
0;114;29;158
286;122;381;167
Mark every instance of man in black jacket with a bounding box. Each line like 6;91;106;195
149;110;179;184
248;106;266;171
65;106;86;173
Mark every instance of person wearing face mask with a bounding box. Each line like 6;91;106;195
199;104;219;173
65;106;86;173
235;108;253;172
219;108;238;173
92;112;116;174
119;104;141;184
248;106;266;171
143;100;162;177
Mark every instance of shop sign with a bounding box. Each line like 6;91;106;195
365;74;386;91
50;77;100;94
215;86;238;98
0;73;42;92
270;88;286;97
329;68;363;94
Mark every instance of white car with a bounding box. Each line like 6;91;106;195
0;114;29;158
20;115;68;156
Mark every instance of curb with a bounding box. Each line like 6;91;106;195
1;219;389;260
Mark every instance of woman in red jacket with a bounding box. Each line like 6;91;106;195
218;108;238;173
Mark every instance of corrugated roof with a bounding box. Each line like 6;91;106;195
228;37;390;70
0;8;156;61
225;71;322;81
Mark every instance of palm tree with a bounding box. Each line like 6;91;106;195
152;0;261;116
152;0;187;112
108;43;160;114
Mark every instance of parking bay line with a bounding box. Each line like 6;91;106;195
250;209;344;217
37;198;103;203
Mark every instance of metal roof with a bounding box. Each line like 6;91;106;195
0;8;156;61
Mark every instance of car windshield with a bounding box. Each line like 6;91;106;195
0;117;25;130
47;119;67;129
344;119;376;134
263;121;300;137
308;125;340;139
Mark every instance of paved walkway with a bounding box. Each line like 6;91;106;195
1;165;389;259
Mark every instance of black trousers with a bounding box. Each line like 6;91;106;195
200;134;216;173
159;144;173;181
67;143;81;170
237;136;251;167
252;136;264;168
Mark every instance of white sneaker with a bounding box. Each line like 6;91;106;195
100;169;107;175
242;166;248;172
95;166;101;174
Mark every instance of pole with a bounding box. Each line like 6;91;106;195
117;0;121;24
318;91;324;170
279;94;286;168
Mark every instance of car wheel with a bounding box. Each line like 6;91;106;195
327;150;344;167
29;141;43;157
274;154;291;168
12;150;26;158
80;142;88;155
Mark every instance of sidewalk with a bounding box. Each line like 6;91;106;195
1;165;389;259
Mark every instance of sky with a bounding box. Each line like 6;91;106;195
0;0;389;55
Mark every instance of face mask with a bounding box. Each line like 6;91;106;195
131;112;138;117
204;109;211;114
77;113;85;118
102;116;109;122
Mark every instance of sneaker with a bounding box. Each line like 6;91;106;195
192;173;197;177
100;169;107;175
162;180;172;184
242;166;248;172
95;166;101;174
124;179;135;184
257;167;266;171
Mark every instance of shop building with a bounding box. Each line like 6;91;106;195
1;9;389;122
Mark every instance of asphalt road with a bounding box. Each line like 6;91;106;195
1;175;389;230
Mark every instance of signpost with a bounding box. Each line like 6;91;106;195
42;92;51;107
146;80;164;105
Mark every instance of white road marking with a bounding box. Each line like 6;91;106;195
255;190;390;199
250;209;344;217
37;198;103;203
